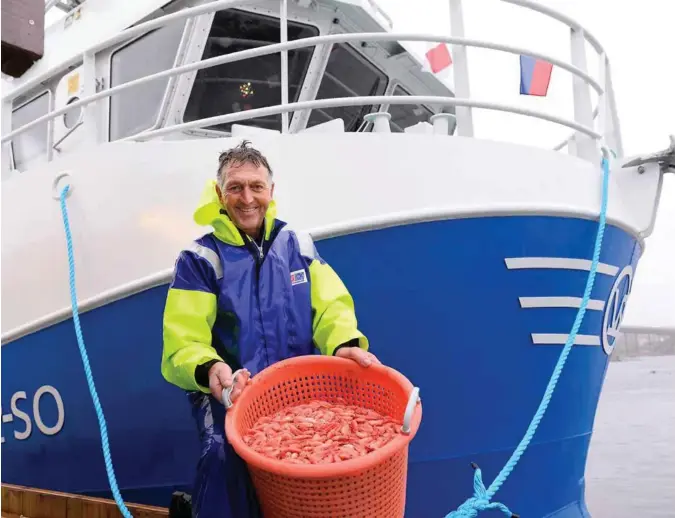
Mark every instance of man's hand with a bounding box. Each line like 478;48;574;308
208;362;233;401
208;362;249;404
335;346;381;367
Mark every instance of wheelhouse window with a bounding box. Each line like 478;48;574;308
11;91;50;171
306;43;387;132
109;19;186;141
389;85;435;132
184;10;318;132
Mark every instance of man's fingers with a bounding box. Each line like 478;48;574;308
350;348;379;367
218;371;234;388
336;346;381;368
358;350;372;367
209;379;224;401
211;363;234;387
230;385;244;403
219;368;251;405
208;362;234;401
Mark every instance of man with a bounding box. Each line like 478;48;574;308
161;140;379;518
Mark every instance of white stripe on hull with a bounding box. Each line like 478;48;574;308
519;296;605;311
531;333;601;346
505;257;619;277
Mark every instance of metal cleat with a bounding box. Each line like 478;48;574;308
622;135;675;173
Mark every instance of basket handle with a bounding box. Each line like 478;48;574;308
221;369;248;409
401;386;421;434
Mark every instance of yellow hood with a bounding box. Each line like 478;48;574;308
193;179;278;246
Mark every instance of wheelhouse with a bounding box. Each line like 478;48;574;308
2;0;455;175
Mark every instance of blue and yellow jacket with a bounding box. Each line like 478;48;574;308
161;180;369;393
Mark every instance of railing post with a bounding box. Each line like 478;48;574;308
430;113;456;135
280;0;289;134
604;60;624;158
596;52;607;148
82;52;99;144
1;99;13;178
364;112;391;133
46;91;56;162
289;41;332;132
569;28;597;162
448;0;474;137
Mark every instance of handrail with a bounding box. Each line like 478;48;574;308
126;95;601;142
501;0;605;56
7;0;605;106
0;32;604;145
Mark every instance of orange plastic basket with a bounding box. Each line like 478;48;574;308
225;355;422;518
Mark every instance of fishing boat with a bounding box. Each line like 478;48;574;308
2;0;673;516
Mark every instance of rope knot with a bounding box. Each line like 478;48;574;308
444;464;517;518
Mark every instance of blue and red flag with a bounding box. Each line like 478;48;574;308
519;55;553;96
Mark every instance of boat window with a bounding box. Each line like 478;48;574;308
389;85;435;132
109;19;186;141
184;10;318;132
306;43;387;132
11;91;51;171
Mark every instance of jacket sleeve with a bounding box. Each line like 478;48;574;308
161;243;223;393
299;233;368;356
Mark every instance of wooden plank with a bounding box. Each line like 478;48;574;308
81;498;110;518
22;489;68;518
1;485;23;514
0;485;169;518
66;497;83;518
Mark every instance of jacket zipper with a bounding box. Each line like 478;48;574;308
246;233;268;366
255;256;269;366
244;222;285;368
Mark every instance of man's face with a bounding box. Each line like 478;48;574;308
216;162;274;238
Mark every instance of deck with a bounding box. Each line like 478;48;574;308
1;484;169;518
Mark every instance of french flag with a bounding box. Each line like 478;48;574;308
519;55;553;96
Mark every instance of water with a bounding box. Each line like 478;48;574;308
585;355;675;517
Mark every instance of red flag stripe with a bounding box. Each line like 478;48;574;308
425;43;452;74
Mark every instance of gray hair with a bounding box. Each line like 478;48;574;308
217;140;274;187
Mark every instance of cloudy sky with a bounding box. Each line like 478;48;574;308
374;0;674;328
41;0;674;327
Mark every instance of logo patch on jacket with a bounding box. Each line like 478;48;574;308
290;269;307;286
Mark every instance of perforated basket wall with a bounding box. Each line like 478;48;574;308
250;448;409;518
226;356;421;518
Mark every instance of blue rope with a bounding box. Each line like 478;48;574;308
58;185;133;518
445;155;611;518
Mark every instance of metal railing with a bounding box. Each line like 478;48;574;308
1;0;622;167
128;95;601;142
503;0;605;54
0;32;604;143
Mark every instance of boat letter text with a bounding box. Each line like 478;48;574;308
1;385;65;443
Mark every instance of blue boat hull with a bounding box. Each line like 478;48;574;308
1;215;639;517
